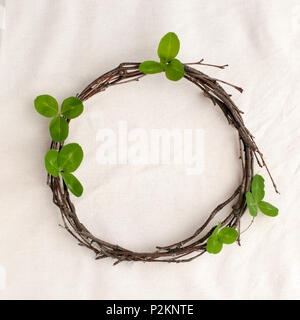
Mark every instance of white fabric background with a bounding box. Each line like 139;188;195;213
0;0;299;300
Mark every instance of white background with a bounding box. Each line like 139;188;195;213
0;0;299;300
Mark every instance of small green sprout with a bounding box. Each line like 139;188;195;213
246;174;279;217
206;222;239;254
139;32;185;81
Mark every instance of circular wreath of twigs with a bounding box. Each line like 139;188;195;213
47;61;278;264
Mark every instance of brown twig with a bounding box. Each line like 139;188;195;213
184;59;229;69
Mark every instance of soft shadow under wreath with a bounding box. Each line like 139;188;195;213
35;33;279;264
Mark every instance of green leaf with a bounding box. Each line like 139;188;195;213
218;227;238;244
252;174;265;202
58;143;83;173
49;116;69;142
258;201;279;217
34;95;58;118
157;32;180;63
246;192;258;217
139;61;164;74
44;149;59;177
61;97;84;119
165;59;184;81
206;237;223;254
61;172;83;197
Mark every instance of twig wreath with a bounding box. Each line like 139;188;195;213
35;33;279;264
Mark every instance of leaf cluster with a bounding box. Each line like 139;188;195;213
45;144;83;197
34;95;83;142
246;174;278;217
139;32;185;81
35;95;84;197
206;222;238;254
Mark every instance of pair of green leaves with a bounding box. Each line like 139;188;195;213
206;223;239;254
45;143;83;197
35;95;83;142
139;32;184;81
246;175;278;217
